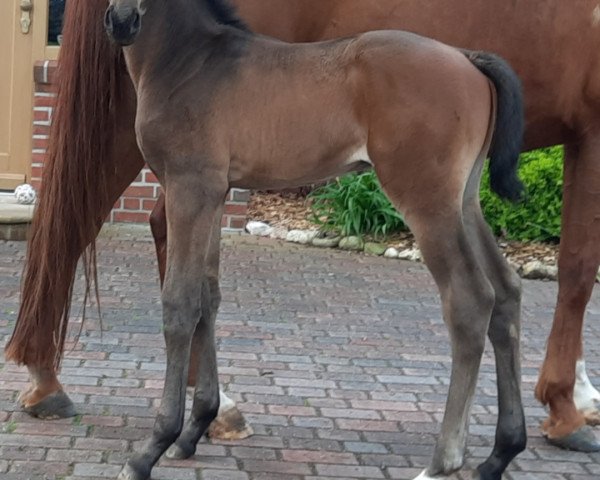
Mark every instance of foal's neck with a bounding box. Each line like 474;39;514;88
124;0;243;87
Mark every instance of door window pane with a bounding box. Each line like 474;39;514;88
48;0;66;45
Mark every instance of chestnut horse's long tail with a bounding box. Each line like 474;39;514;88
466;51;525;202
5;0;125;367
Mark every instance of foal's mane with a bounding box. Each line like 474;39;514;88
204;0;249;31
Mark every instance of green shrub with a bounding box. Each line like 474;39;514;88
480;146;563;242
309;147;564;242
309;172;407;237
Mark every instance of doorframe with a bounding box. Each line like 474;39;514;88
0;1;55;190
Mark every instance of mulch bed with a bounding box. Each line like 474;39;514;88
247;191;559;266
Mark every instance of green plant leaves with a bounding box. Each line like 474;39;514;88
309;171;406;237
309;146;563;242
480;146;563;242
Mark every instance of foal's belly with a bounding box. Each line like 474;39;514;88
227;143;373;191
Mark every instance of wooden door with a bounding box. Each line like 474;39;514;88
0;0;36;189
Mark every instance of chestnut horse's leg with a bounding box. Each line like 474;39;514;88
535;140;600;452
148;194;252;441
462;201;526;479
120;176;228;480
149;192;168;289
20;132;145;419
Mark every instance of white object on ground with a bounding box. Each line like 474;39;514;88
14;184;36;205
246;221;273;236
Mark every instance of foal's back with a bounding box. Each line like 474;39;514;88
238;0;600;149
145;30;491;192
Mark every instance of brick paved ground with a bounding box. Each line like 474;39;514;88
1;224;599;480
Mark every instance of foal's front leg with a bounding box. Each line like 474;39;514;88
166;212;223;459
119;177;228;480
149;194;253;441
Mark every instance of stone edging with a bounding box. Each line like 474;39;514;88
245;221;561;282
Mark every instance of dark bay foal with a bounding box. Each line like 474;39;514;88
100;0;526;479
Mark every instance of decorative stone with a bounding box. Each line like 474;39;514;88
507;259;521;273
398;247;422;262
286;229;317;244
245;221;273;237
312;232;341;248
384;247;399;258
338;236;364;251
364;242;387;256
269;227;288;240
521;261;557;280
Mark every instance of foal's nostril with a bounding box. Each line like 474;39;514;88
131;11;141;33
103;6;114;31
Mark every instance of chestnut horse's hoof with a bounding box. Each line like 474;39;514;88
207;404;253;440
20;390;76;419
545;425;600;452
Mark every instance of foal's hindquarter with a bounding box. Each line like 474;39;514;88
116;4;524;479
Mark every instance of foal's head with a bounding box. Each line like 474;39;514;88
104;0;145;46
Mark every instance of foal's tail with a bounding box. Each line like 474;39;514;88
5;0;125;367
466;51;524;202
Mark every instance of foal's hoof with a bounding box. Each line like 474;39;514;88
207;405;253;440
545;425;600;452
165;442;194;460
118;462;150;480
21;390;76;419
413;469;450;479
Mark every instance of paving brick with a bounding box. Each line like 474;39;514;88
315;463;386;478
1;228;599;480
201;470;249;480
281;449;358;465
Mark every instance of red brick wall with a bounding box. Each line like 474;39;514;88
32;61;248;230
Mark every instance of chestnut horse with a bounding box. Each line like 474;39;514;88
100;0;527;478
6;0;600;454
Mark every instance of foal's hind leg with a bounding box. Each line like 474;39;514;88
462;201;526;480
149;194;252;441
398;205;494;477
535;140;600;451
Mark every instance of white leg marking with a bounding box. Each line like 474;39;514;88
218;389;236;414
574;359;600;412
413;469;451;480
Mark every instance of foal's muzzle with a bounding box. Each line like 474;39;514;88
104;5;141;46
